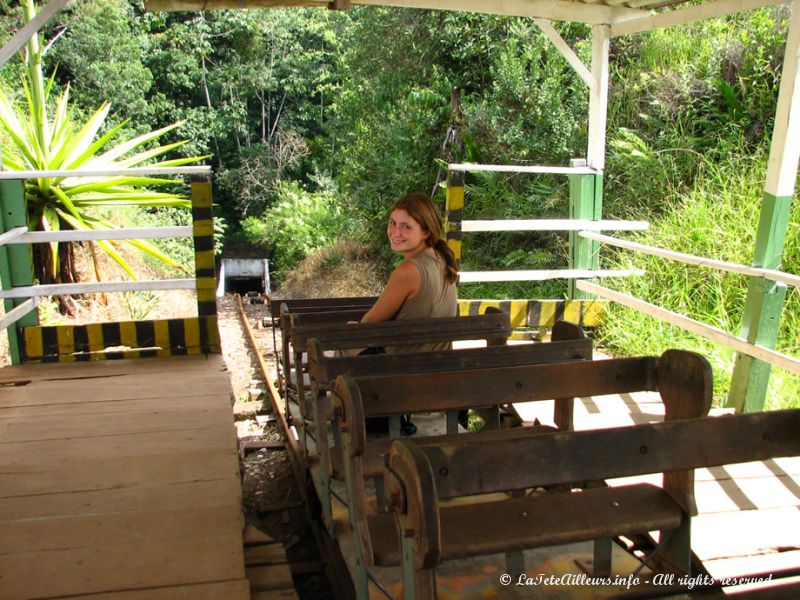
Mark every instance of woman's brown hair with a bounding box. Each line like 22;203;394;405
392;193;459;284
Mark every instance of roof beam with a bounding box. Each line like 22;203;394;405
0;0;71;69
144;0;327;10
611;0;784;38
355;0;643;24
145;0;647;24
534;18;593;89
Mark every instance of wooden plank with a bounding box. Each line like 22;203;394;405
0;426;235;461
17;357;231;379
243;524;277;545
291;313;511;350
0;353;228;380
1;447;238;497
245;543;289;567
369;484;681;566
246;564;294;592
696;456;800;480
309;337;591;384
704;550;800;580
694;473;800;514
611;0;787;39
0;503;242;554
51;579;251;600
420;410;800;499
351;356;656;416
289;308;369;326
0;379;232;408
251;590;300;600
0;406;235;443
0;393;233;419
0;521;245;599
270;295;377;318
0;478;240;521
692;506;800;561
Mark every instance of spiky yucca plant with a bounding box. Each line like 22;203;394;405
0;0;209;311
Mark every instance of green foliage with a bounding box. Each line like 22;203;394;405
0;0;208;288
241;181;360;281
48;0;155;133
123;290;158;320
600;6;798;407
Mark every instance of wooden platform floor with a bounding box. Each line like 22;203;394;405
0;354;250;600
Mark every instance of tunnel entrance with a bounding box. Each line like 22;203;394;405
218;259;271;296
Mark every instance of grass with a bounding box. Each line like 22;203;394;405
596;145;800;409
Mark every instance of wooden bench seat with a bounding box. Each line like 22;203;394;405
331;349;715;598
380;399;800;598
284;311;514;453
328;421;559;482
306;321;588;531
368;482;682;566
268;295;378;323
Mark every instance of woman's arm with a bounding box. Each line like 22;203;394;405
361;261;420;323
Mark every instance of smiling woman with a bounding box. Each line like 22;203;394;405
360;193;458;331
356;193;462;435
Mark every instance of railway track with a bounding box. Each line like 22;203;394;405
233;293;354;600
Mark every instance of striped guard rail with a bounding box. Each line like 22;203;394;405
18;315;220;363
458;299;607;329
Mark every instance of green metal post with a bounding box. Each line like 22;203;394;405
0;178;38;364
728;193;792;412
568;159;603;299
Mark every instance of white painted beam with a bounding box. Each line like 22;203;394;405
0;297;38;331
461;219;649;232
578;280;800;377
587;24;610;171
580;231;800;288
0;227;29;247
534;18;594;89
0;0;71;69
0;278;197;299
145;0;327;10
459;268;642;283
0;166;211;179
145;0;647;24
9;226;194;244
610;0;784;38
448;163;597;175
765;0;800;197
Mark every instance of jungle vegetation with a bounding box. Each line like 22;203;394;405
0;1;797;406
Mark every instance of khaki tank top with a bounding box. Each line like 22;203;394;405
386;250;458;354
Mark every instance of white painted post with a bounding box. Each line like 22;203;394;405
587;24;610;171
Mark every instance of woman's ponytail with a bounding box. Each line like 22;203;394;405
434;238;459;284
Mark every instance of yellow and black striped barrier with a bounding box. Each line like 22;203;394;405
458;298;607;329
19;315;220;363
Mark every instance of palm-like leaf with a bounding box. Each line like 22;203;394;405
0;0;211;286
